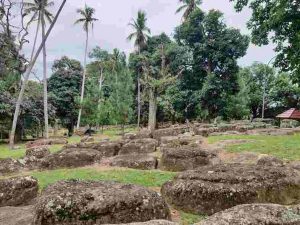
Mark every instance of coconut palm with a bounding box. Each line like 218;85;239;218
176;0;202;21
23;0;54;60
75;5;98;129
24;0;54;139
127;10;151;129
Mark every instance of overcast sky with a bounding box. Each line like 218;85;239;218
22;0;276;79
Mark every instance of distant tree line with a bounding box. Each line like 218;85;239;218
1;0;299;140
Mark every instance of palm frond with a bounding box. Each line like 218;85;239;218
127;32;136;41
176;4;187;14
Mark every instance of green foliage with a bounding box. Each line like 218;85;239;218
74;5;98;33
176;0;202;21
48;56;83;136
239;62;275;118
231;0;300;81
174;9;249;120
127;10;151;52
83;48;134;127
270;72;300;109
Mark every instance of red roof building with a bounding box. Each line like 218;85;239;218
276;108;300;120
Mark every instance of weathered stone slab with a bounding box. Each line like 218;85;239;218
161;164;300;215
160;146;219;171
0;176;38;207
33;180;171;225
119;138;158;155
109;154;158;170
197;204;300;225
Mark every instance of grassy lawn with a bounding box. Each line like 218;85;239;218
208;134;300;161
0;143;66;160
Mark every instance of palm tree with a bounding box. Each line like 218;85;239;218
24;0;54;139
127;10;151;129
24;0;54;60
10;0;66;149
75;5;98;129
176;0;202;21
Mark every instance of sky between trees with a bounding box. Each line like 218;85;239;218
22;0;276;79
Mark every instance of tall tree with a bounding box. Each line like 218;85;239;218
231;0;300;82
176;0;202;21
175;9;249;120
240;63;275;118
75;4;98;129
24;0;54;139
127;10;151;129
9;0;66;149
48;56;83;136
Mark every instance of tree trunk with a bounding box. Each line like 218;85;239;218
262;79;266;119
137;74;141;129
41;6;49;139
148;88;157;132
99;67;104;92
137;47;141;130
9;0;67;149
77;30;89;129
30;12;41;61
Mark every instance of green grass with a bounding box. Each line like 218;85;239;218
0;143;26;159
208;134;300;161
0;126;135;160
179;211;206;225
102;127;137;140
28;168;176;190
0;143;64;160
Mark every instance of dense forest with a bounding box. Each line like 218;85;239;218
0;0;299;143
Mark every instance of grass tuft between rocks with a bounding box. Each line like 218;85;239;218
28;167;177;190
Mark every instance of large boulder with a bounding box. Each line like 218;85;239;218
26;146;50;159
152;126;188;140
160;134;204;148
257;155;284;167
33;180;171;225
161;164;300;215
197;204;300;225
41;148;102;169
0;205;34;225
125;129;152;139
22;147;51;170
0;176;38;207
109;154;158;170
0;158;23;175
160;147;219;172
119;138;158;155
193;127;218;137
106;221;178;225
63;141;121;157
